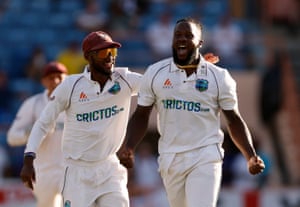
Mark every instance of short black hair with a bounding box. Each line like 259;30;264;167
175;17;203;33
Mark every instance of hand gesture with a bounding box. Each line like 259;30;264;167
247;155;265;175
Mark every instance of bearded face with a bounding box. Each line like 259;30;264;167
172;21;203;66
87;49;117;77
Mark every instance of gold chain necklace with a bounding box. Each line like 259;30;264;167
175;64;198;69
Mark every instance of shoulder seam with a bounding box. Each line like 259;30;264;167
66;76;85;109
150;63;171;95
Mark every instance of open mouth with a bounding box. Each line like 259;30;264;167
177;45;188;58
104;62;113;69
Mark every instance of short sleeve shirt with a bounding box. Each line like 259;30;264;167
138;57;237;154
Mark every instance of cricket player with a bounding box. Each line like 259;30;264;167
20;31;142;207
119;17;265;207
19;29;223;207
7;61;68;207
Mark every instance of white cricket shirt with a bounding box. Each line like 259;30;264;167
138;57;238;154
25;66;142;162
7;90;65;171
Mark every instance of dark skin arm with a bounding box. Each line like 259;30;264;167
117;105;153;168
126;105;153;150
223;109;265;175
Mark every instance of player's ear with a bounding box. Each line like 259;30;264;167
198;40;203;48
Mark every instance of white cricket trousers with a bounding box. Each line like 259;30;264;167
33;167;64;207
61;155;129;207
159;144;223;207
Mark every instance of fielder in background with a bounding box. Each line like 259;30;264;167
20;31;142;207
119;17;265;207
7;61;68;207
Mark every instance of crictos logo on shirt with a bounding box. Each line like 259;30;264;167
76;105;124;122
162;99;209;112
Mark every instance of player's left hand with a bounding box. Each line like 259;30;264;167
247;155;265;175
204;53;219;64
117;148;134;169
20;156;36;190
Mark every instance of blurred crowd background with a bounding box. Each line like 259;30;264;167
0;0;299;206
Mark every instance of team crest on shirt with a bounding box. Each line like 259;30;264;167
64;200;71;207
195;79;208;92
108;81;121;94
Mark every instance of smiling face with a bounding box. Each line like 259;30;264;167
172;20;203;66
87;48;117;77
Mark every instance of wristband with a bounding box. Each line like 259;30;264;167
24;152;36;159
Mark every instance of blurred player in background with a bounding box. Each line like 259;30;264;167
119;17;265;207
7;61;68;207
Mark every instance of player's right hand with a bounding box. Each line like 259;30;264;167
247;155;265;175
20;156;36;190
117;148;135;169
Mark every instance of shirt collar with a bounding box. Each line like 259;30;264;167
170;55;206;74
83;65;91;80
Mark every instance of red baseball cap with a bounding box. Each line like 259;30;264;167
42;61;68;77
82;31;121;55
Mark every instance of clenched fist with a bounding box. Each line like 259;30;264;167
247;155;265;175
117;148;135;169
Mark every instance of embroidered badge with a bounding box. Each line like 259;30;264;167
108;81;121;94
195;79;208;92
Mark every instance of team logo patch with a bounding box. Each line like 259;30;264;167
64;200;71;207
108;81;121;94
195;79;208;92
